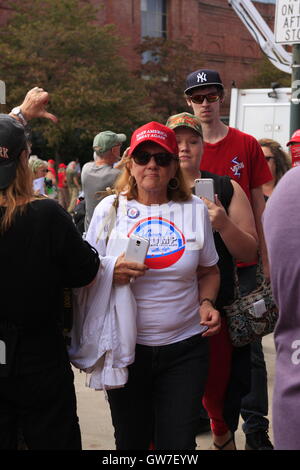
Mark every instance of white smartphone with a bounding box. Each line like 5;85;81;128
194;178;215;202
125;234;150;264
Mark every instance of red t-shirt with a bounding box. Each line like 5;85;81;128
200;127;272;200
201;127;272;267
58;169;67;188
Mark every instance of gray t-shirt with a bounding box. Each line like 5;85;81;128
81;162;120;231
263;166;300;450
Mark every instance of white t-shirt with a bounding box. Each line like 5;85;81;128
87;195;218;346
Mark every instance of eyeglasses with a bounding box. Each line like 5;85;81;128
265;156;275;162
132;151;178;167
190;93;221;104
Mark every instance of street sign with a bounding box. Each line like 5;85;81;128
275;0;300;44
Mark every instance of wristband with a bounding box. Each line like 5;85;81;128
11;106;27;127
199;298;215;308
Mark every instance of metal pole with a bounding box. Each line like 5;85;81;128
290;44;300;136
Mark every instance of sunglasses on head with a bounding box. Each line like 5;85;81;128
132;151;178;167
190;93;221;104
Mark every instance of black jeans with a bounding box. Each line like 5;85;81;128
107;334;209;450
0;360;81;450
237;265;269;434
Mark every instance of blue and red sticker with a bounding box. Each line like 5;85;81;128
128;217;185;269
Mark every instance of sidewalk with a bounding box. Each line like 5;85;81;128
74;334;275;451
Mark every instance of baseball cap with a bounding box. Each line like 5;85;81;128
58;163;67;168
184;69;224;95
166;113;203;137
287;129;300;146
130;122;178;155
93;130;126;153
0;114;28;190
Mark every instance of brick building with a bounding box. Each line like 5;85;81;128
92;0;276;116
0;0;276;117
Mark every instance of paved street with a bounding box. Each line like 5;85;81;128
74;333;275;451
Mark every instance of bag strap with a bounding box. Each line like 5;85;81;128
105;195;119;245
233;255;265;301
95;194;119;244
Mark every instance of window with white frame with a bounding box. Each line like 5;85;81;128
141;0;167;63
141;0;167;39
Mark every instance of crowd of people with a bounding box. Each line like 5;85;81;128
0;66;298;451
27;155;82;214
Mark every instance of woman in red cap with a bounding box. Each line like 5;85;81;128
86;121;221;450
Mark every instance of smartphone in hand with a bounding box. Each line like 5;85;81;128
125;234;150;264
194;178;215;202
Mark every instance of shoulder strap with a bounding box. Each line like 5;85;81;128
95;195;119;244
105;196;119;245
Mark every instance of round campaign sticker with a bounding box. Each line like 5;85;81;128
127;207;140;219
128;217;186;269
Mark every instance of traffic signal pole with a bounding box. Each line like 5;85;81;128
290;44;300;135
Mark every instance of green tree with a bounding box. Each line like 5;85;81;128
136;37;203;123
241;55;291;89
0;0;151;163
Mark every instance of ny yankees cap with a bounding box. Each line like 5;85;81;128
184;69;224;95
130;122;178;155
93;130;126;153
0;114;28;190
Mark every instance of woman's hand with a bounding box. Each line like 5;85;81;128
199;301;221;337
201;195;228;232
113;253;148;286
15;87;58;123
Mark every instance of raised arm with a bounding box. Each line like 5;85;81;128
9;87;58;124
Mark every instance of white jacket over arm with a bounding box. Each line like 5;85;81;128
68;195;137;390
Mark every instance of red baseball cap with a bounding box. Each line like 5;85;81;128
287;129;300;146
58;163;67;168
130;122;178;155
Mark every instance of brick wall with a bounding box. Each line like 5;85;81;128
90;0;276;116
0;0;276;116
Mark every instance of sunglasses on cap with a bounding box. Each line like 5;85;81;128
132;151;179;167
190;93;221;104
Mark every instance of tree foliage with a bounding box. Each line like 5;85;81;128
0;0;151;163
241;55;291;89
135;37;203;123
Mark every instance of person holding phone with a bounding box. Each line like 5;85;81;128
166;112;258;450
86;121;221;450
184;69;274;451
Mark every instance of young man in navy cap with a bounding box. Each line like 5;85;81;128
184;69;273;450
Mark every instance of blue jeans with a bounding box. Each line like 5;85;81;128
238;265;269;434
107;334;209;450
